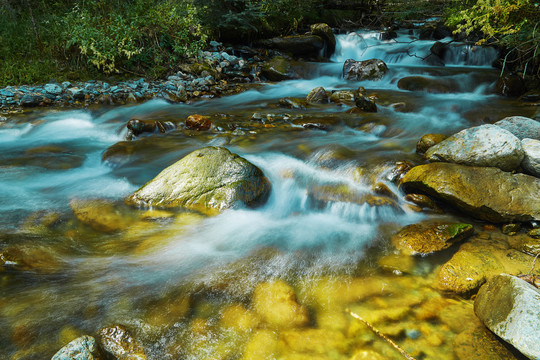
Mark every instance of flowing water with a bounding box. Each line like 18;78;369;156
0;30;537;360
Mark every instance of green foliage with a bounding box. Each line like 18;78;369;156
445;0;540;76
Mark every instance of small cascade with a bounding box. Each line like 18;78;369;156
332;30;499;67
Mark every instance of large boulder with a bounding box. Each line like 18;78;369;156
259;35;325;58
494;116;540;140
435;236;538;294
125;147;271;214
52;335;103;360
474;274;540;360
522;138;540;177
391;221;473;255
400;163;540;222
425;124;524;171
310;23;336;57
343;59;388;81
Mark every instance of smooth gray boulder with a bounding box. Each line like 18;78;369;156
425;124;524;171
125;147;271;214
52;335;103;360
522;138;540;177
495;116;540;140
474;274;540;360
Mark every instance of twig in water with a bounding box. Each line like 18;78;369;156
346;308;417;360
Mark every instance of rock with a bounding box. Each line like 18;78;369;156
354;96;377;112
435;236;539;294
98;325;146;360
494;116;540;140
425;125;524;171
70;199;132;233
52;335;103;360
261;56;311;81
308;184;399;209
20;94;40;107
495;74;526;97
342;58;388;81
404;193;440;211
430;41;448;59
260;35;325;57
387;161;413;183
0;245;61;274
475;274;540;360
521;89;540;103
310;23;336;57
44;83;63;95
521;138;540;177
381;30;398;40
330;90;356;105
67;87;86;101
529;229;540;240
508;233;540;255
400;163;540;222
280;328;349;355
454;326;522;360
185;114;212;130
219;304;260;332
416;133;447;154
125;147;271;213
252;280;309;328
397;76;457;93
306;86;329;104
127;119;173;137
502;223;521;235
391;221;473;255
278;97;305;109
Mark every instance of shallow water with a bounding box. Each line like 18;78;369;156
0;30;537;359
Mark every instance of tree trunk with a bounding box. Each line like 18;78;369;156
25;0;43;53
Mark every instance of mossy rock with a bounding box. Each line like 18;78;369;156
126;146;271;214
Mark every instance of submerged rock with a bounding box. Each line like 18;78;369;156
397;76;456;93
70;199;133;233
125;146;271;213
252;280;309;328
494;116;540;140
521;138;540;177
98;325;147;360
354;96;377;112
342;58;388;81
261;56;312;81
330;90;356;105
474;274;540;360
425;125;524;171
454;326;522;360
416;133;447;154
391;222;473;255
400;163;540;222
435;236;538;294
52;335;103;360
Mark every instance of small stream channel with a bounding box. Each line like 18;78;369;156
0;30;536;359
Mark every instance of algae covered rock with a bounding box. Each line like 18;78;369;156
98;325;147;360
342;58;388;81
306;86;329;104
391;221;473;255
416;133;447;154
52;335;103;360
261;56;313;81
252;280;309;328
453;326;521;360
400;162;540;222
126;146;271;214
435;237;539;294
425;124;524;171
310;23;336;57
70;198;133;233
474;274;540;360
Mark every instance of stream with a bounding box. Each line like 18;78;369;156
0;30;537;360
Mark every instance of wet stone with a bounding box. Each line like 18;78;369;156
416;133;447;155
98;325;147;360
52;335;103;360
454;326;521;360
